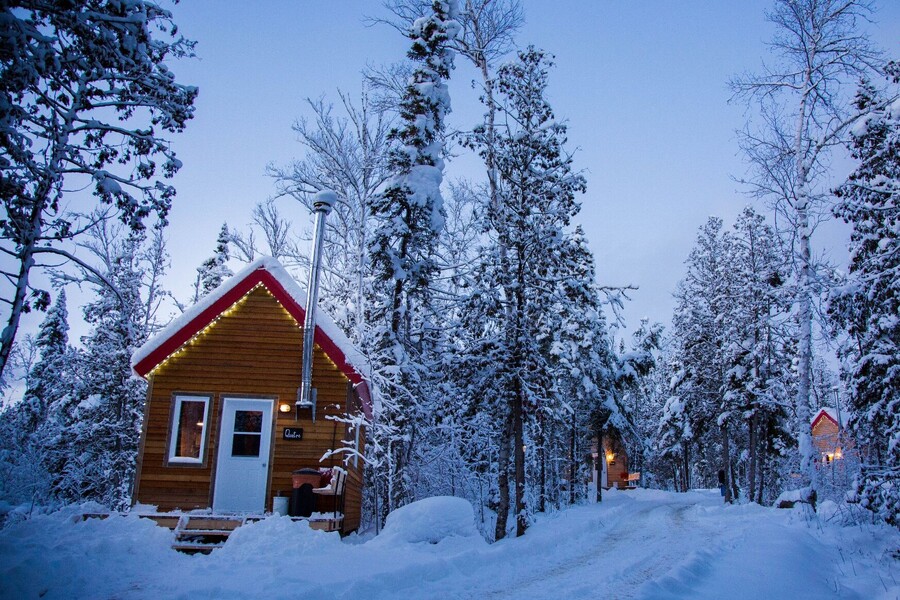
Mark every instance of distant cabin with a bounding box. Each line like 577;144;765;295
811;407;846;464
592;429;639;490
130;257;370;533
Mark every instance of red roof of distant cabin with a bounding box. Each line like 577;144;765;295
131;258;371;417
811;407;840;431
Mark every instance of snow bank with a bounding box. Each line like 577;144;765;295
2;491;896;599
214;514;344;561
0;510;181;599
374;496;481;545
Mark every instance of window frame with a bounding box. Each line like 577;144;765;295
167;394;212;466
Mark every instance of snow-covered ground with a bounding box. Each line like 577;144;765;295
1;489;897;600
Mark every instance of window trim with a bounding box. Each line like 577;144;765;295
167;394;211;466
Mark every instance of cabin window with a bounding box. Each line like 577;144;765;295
230;410;263;457
168;395;210;464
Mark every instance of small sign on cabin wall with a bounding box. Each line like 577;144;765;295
283;427;304;441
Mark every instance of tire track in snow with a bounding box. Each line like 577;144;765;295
465;500;717;600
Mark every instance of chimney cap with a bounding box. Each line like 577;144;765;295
313;190;337;213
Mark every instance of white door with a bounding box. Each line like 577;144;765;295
213;398;274;513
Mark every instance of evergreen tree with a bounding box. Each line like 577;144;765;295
666;217;731;492
48;222;167;509
59;235;145;508
661;212;795;502
367;0;460;517
831;66;900;526
721;207;794;504
0;291;73;507
19;291;72;436
467;47;589;538
194;223;233;300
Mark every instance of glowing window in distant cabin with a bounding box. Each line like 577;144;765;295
169;395;210;464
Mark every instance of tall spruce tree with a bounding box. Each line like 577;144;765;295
59;233;147;508
0;291;73;506
831;66;900;526
721;207;794;504
18;290;72;436
467;47;588;538
367;0;460;517
47;222;167;509
667;217;731;492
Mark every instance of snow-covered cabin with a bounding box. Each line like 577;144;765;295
591;430;638;490
811;407;843;463
130;258;370;533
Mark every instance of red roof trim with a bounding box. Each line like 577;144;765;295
133;268;364;390
811;409;840;431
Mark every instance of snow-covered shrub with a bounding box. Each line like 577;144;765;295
375;496;481;545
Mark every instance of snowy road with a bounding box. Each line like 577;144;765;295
2;488;898;600
412;492;726;599
467;503;697;598
362;489;897;600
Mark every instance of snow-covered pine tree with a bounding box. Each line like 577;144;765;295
0;0;197;380
367;0;460;518
666;217;731;492
0;291;73;507
51;222;168;509
381;0;523;225
656;389;694;492
466;47;588;538
612;318;664;488
17;291;72;437
193;223;233;301
368;3;523;532
831;66;900;526
548;228;635;507
58;235;145;508
721;207;794;504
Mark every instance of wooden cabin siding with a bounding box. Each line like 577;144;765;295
606;456;628;488
812;417;840;456
134;286;366;531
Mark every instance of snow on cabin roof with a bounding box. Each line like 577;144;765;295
811;407;841;428
131;257;371;415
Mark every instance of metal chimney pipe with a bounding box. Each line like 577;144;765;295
297;190;337;421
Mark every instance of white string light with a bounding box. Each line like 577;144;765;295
148;283;341;375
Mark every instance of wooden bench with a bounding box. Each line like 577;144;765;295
313;466;347;533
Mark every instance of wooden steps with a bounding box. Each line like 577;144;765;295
82;511;344;554
171;516;247;553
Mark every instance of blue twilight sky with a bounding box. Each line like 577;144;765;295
19;1;900;347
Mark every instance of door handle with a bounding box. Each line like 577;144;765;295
262;463;267;468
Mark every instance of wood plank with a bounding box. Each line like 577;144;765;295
183;517;243;531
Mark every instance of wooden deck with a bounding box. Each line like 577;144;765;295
83;512;344;554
